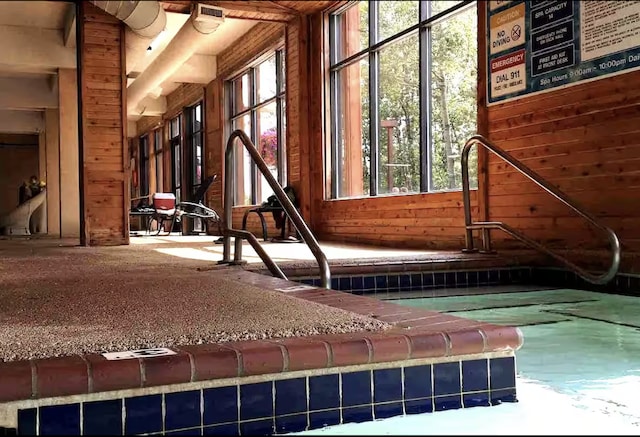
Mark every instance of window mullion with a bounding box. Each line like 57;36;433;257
420;1;432;192
250;68;259;205
275;49;286;185
369;1;379;196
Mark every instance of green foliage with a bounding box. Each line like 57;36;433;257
354;1;478;194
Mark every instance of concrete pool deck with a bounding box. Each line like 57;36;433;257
0;236;524;407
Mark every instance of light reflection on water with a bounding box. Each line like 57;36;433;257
293;288;640;435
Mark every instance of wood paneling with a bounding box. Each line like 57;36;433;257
479;10;640;269
80;3;129;246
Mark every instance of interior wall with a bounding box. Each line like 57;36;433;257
0;141;39;218
480;42;640;274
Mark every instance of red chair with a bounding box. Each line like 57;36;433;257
151;192;178;236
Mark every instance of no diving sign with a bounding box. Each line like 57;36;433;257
102;347;176;360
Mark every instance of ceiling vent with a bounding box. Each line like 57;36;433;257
194;4;225;25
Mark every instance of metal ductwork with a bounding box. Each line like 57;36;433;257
90;0;166;38
126;5;224;116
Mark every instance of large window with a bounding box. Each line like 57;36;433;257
329;1;478;199
228;49;286;206
187;102;204;196
154;129;163;193
139;134;150;197
170;115;182;202
186;102;204;232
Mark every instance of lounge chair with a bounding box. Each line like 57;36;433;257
0;189;47;236
177;175;222;236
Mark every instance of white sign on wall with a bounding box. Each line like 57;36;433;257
102;347;177;360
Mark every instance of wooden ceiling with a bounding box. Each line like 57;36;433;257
160;1;345;22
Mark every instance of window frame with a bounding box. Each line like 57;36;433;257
139;134;150;197
154;128;163;193
227;48;286;206
186;101;204;195
328;0;476;199
169;114;182;202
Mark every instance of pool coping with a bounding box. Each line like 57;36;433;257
0;269;523;404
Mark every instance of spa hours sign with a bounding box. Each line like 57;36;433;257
487;0;640;105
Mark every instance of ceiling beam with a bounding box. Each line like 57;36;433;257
0;77;58;111
63;4;76;48
0;110;44;134
201;1;298;16
0;25;76;72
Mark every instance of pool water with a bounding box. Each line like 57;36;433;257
292;287;640;435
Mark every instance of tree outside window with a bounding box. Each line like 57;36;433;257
329;0;478;199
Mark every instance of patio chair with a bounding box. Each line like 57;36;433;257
177;175;222;236
0;189;46;236
241;185;302;242
151;192;178;236
129;195;155;235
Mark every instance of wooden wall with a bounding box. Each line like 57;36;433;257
80;3;129;246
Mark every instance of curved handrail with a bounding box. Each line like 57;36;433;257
461;134;621;285
222;129;332;289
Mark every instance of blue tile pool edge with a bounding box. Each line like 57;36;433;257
10;355;518;436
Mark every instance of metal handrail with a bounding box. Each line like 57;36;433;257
221;129;332;289
461;134;621;285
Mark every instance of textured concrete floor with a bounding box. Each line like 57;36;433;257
0;238;389;362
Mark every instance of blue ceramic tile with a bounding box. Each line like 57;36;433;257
203;385;238;425
463;392;490;408
375;275;388;290
203;423;239;436
308;410;340;430
165;391;201;431
433;272;445;288
521;268;532;282
275;414;308;434
462;359;488;392
309;374;340;411
445;272;456;287
351;276;364;291
490;357;516;390
342;406;372;424
83;399;123;435
1;428;17;437
17;409;36;436
490;388;517;405
363;276;375;291
399;274;411;291
300;279;313;286
373;402;403;420
166;428;202;436
40;404;81;436
338;276;351;290
422;272;434;288
373;368;402;403
410;273;422;290
455;271;467;287
434;394;462;411
240;382;273;421
124;394;163;435
341;371;372;407
312;278;321;287
404;399;432;415
404;364;432;400
467;270;479;287
239;419;273;436
330;278;339;289
433;362;461;396
488;270;500;284
387;275;399;292
275;378;307;416
499;269;511;284
478;270;489;285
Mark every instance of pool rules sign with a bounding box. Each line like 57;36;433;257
487;0;640;105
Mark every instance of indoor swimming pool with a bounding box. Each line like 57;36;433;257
293;286;640;435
